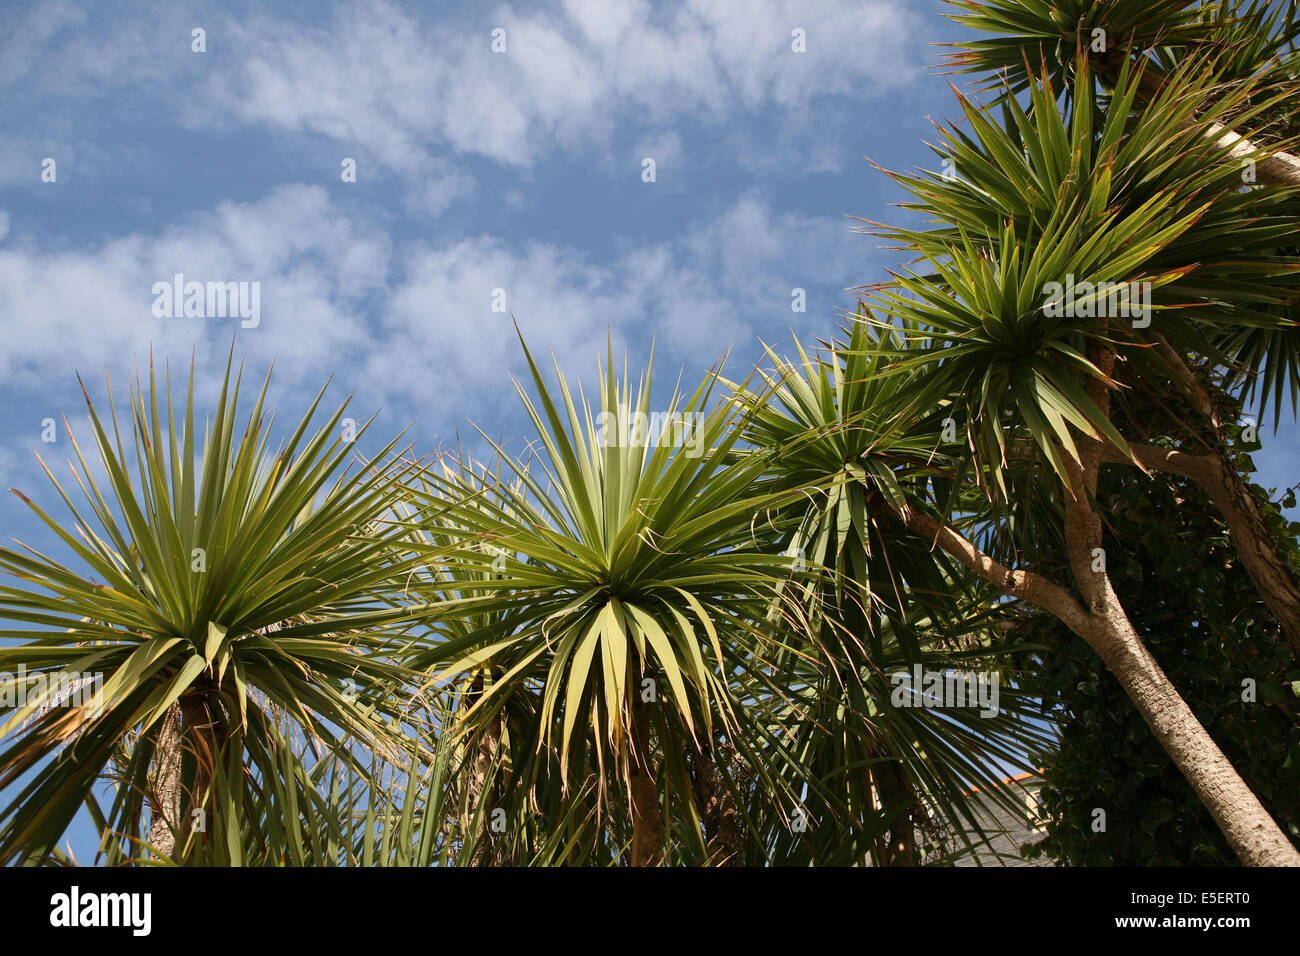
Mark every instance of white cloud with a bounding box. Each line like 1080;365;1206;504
0;185;390;395
634;130;683;172
0;171;873;468
364;188;862;428
561;0;640;48
0;183;863;446
0;0;199;106
683;0;918;108
0;1;90;90
686;192;857;300
409;160;476;216
60;0;919;174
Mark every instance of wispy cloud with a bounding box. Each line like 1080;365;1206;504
0;181;864;444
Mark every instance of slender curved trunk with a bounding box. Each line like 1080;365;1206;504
461;672;506;865
1084;54;1300;650
1078;573;1297;863
628;693;664;866
1193;453;1300;656
1063;343;1297;864
897;492;1299;864
1100;439;1300;658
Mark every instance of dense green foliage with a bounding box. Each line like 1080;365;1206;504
1027;415;1300;864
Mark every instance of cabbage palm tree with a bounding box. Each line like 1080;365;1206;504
729;318;1054;865
935;1;1300;654
404;335;805;864
944;0;1300;184
0;355;426;864
161;686;593;867
852;34;1299;862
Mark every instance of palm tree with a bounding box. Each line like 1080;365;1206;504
0;353;425;864
392;456;578;865
939;0;1300;654
404;334;805;864
3;0;1295;871
849;34;1299;862
729;318;1055;865
945;0;1300;182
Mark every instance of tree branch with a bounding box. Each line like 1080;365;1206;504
1102;439;1300;655
1149;333;1219;427
1101;440;1215;482
888;499;1093;637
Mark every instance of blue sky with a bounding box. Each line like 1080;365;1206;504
3;0;1292;492
0;0;951;464
1;0;1296;861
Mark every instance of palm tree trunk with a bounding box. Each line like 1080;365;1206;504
893;494;1300;864
475;718;504;863
1144;444;1300;656
1060;342;1296;864
882;340;1300;864
700;748;744;866
471;726;502;865
871;758;918;866
1198;455;1300;655
628;693;664;866
1079;571;1298;863
460;672;505;865
1056;340;1296;863
147;702;182;860
178;694;215;854
1100;440;1300;655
